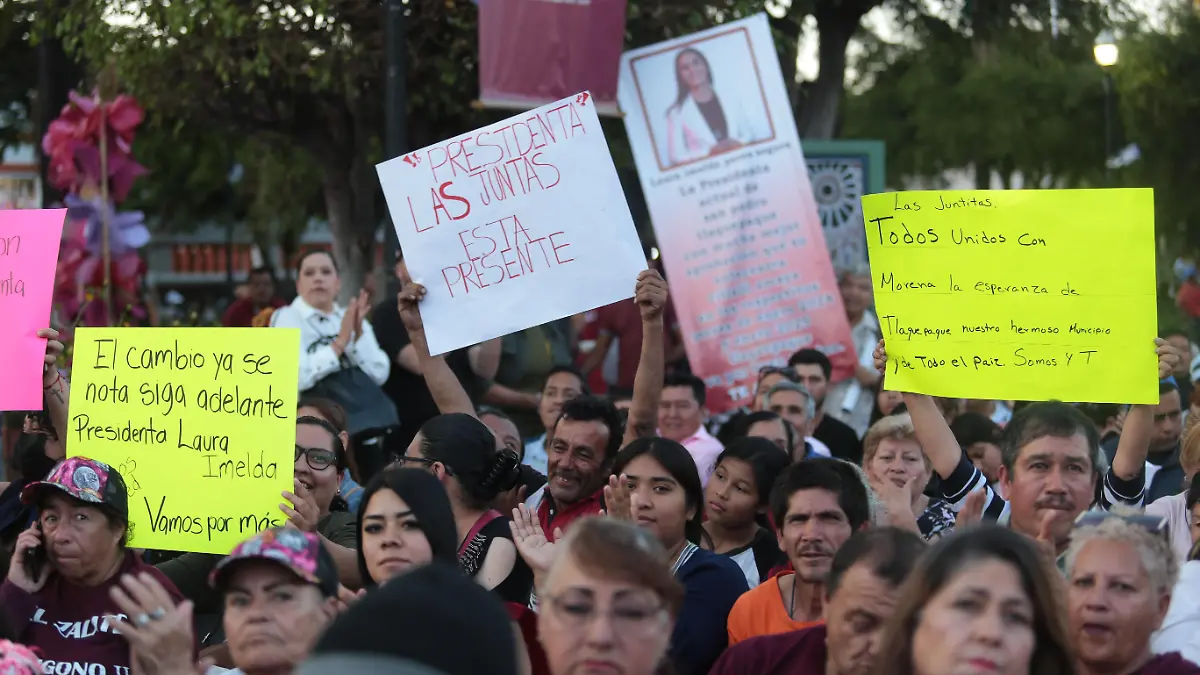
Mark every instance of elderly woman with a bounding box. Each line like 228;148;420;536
861;414;956;540
535;517;683;675
0;457;188;672
876;525;1075;675
1067;511;1200;675
1146;423;1200;562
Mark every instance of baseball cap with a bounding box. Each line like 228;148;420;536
0;639;43;675
21;456;129;518
297;562;517;675
210;527;339;598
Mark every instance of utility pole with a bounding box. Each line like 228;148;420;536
383;0;408;294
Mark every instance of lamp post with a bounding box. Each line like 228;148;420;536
1094;31;1118;184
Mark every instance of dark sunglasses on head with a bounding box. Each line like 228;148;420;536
1074;510;1168;536
758;365;799;382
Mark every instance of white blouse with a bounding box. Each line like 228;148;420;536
269;296;390;391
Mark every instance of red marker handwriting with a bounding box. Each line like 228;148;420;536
576;92;590;106
403;154;422;168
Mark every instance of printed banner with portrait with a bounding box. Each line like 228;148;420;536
618;14;855;412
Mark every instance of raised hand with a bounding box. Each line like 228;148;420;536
1156;337;1181;381
352;289;370;339
109;572;196;675
871;475;917;529
510;504;560;574
954;488;987;530
634;270;668;323
601;474;634;521
280;479;320;532
397;283;427;335
873;339;888;375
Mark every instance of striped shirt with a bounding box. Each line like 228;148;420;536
939;453;1146;523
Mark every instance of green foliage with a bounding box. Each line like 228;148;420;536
843;1;1121;188
1115;7;1200;253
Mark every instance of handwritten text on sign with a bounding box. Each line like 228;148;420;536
377;91;645;356
861;189;1157;404
67;328;300;554
0;209;66;409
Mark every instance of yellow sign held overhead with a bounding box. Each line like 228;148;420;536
861;189;1157;404
67;328;300;554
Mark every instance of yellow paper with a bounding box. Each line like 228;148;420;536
67;328;300;554
861;189;1157;404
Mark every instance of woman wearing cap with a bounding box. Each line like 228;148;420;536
0;457;189;672
356;468;459;586
107;527;343;675
401;413;533;604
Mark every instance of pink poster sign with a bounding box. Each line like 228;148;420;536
617;15;854;412
479;0;627;116
0;209;66;410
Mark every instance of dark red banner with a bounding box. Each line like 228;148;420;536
479;0;626;115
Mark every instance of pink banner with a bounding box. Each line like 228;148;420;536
618;16;854;412
479;0;626;115
0;209;66;410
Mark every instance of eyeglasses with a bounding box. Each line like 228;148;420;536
542;594;667;635
393;455;453;476
295;445;339;471
1074;511;1168;536
758;366;799;382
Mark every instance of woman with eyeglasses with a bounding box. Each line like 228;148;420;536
401;413;533;604
1067;510;1200;675
536;517;683;675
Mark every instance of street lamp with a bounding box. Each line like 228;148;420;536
1094;31;1118;184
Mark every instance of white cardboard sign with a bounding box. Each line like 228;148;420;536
377;92;646;355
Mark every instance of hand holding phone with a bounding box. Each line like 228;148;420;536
8;522;50;593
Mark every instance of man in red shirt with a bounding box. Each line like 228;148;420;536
710;527;926;675
579;296;684;398
221;267;285;327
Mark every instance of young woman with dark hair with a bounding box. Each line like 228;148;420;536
701;438;788;587
608;437;750;675
355;467;459;587
402;413;533;603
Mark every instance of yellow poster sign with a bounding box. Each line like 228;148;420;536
861;189;1157;404
67;328;300;554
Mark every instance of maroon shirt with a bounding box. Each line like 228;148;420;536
708;624;826;675
0;551;190;674
1134;654;1200;675
591;299;679;389
221;297;285;327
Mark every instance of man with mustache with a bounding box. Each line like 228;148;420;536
874;338;1178;563
726;459;870;643
533;270;670;539
710;527;926;675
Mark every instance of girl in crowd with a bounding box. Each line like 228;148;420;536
700;437;788;587
402;413;533;603
2;458;190;672
861;414;956;540
876;525;1076;675
609;437;749;675
356;468;459;586
536;518;683;675
270;250;391;430
1146;424;1200;562
1068;512;1199;675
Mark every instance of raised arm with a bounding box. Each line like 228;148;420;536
873;340;961;479
39;328;69;447
623;270;668;446
1105;339;1179;505
396;284;476;418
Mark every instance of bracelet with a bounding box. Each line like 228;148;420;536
43;370;62;391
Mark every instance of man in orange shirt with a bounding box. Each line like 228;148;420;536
726;458;870;643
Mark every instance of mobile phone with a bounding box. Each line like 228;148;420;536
23;523;46;581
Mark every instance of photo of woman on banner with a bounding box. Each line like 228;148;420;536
664;45;766;166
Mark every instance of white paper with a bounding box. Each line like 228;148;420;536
377;92;646;355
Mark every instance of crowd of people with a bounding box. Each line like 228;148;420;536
2;250;1200;675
